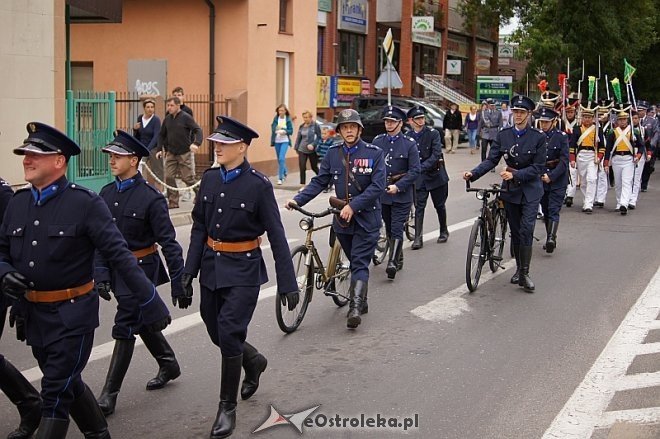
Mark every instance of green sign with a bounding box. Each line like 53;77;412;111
476;75;513;104
319;0;332;12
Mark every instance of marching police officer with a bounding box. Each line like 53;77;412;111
289;109;385;328
463;95;546;292
94;131;186;416
0;176;42;439
536;107;569;253
407;106;450;249
372;106;420;279
182;116;299;439
0;122;171;438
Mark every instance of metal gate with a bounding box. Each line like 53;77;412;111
66;90;115;192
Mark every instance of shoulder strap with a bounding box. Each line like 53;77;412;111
340;148;362;195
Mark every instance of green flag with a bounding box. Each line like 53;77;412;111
623;59;636;83
610;77;622;103
588;76;596;101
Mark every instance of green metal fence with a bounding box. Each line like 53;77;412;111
66;90;115;192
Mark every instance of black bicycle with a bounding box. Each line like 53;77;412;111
465;181;508;292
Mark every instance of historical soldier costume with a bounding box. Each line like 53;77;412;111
536;108;569;253
629;110;649;208
0;122;171;438
94;131;186;416
569;101;604;213
604;109;645;214
638;100;658;192
0;177;42;439
560;95;580;207
372;106;420;279
594;100;614;208
183;116;299;439
407;106;450;249
464;95;546;292
477;98;503;161
292;109;386;328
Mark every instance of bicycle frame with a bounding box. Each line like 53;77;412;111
301;220;344;290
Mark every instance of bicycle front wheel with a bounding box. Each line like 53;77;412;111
330;246;351;307
372;220;389;265
489;209;508;272
276;245;313;333
466;219;486;292
404;208;415;241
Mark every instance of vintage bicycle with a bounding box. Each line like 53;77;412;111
465;181;508;292
277;204;351;333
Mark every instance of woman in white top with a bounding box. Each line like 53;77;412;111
270;104;294;185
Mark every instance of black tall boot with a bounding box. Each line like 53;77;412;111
69;384;111;439
518;246;535;292
210;355;242;439
0;356;41;439
140;331;181;390
346;280;367;328
411;214;424;250
397;245;404;271
241;342;267;400
437;209;449;243
34;418;69;439
542;218;550;251
510;245;521;284
97;339;135;416
546;221;559;253
386;239;403;279
361;283;368;314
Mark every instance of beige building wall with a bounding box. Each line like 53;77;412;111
0;0;65;185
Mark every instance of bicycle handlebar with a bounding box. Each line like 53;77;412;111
465;181;506;193
288;203;341;217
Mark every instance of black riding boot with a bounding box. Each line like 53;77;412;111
542;218;550;251
0;356;41;439
386;239;403;279
69;384;111;439
411;214;423;250
546;221;559;253
510;245;521;284
397;245;404;271
518;246;535;292
140;331;181;390
361;283;368;314
347;280;367;329
241;342;267;400
210;355;242;439
97;339;135;416
34;418;69;439
437;209;449;243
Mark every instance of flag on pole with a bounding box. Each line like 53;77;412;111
623;59;636;84
382;28;395;65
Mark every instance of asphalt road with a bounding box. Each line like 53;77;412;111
2;148;659;438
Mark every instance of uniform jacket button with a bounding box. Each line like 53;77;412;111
28;261;34;267
246;252;251;257
29;282;34;287
34;220;39;226
59;231;64;235
216;224;220;228
240;203;245;208
32;240;37;246
220;193;225;197
114;202;119;206
218;208;222;213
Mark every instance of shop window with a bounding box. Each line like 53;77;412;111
339;32;365;76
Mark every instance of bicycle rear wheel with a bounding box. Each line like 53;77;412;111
489;209;508;272
329;246;350;307
372;220;389;265
404;208;415;241
466;219;486;292
276;245;313;333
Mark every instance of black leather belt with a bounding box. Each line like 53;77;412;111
578;147;595;151
613;151;632;156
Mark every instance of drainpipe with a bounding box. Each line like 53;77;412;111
204;0;216;163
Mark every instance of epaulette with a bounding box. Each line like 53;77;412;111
328;143;341;150
203;166;221;175
69;182;96;196
249;168;272;186
15;186;31;194
560;131;567;137
534;128;544;134
143;180;162;195
373;133;386;140
403;134;416;143
365;143;380;150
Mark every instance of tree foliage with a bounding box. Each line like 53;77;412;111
459;0;658;99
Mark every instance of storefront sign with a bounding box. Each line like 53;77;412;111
476;75;513;104
337;78;362;95
476;58;491;70
447;59;462;75
337;0;368;34
411;30;442;48
331;76;363;108
316;75;331;108
498;44;514;58
318;0;332;12
412;16;434;32
476;43;494;58
498;57;510;66
447;35;469;58
361;79;371;95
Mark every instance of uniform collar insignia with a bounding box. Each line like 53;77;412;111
115;176;137;193
31;176;69;206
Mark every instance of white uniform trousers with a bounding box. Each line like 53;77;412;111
595;162;608;204
611;154;634;209
566;164;578;197
577;150;598;209
630;153;645;206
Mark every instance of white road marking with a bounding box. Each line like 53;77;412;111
16;217;478;382
410;259;514;323
542;265;660;438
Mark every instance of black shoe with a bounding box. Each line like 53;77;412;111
241;343;267;401
386;239;403;280
582;207;593;214
347;280;367;328
140;331;181;390
565;197;573;207
34;418;69;439
545;221;558;254
210;355;242;439
411;214;423;250
641;188;647;192
510;245;520;284
593;202;604;208
620;205;628;215
518;246;535;292
97;339;135;416
0;356;42;439
69;384;110;439
628;204;636;210
437;230;449;243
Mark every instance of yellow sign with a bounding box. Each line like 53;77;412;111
316;76;331;108
383;28;394;64
337;78;362;95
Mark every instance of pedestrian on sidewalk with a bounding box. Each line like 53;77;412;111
294;110;321;186
464;105;480;154
134;97;163;192
443;103;462;153
270;104;293;185
478;98;502;161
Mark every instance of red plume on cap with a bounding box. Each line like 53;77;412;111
558;74;566;88
537;79;548;93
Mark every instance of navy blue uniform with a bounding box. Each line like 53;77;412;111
471;127;547;246
373;133;420;240
95;172;184;339
409;126;449;227
294;139;386;282
0;176;170;419
540;128;570;222
185;160;297;357
0;178;14;334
